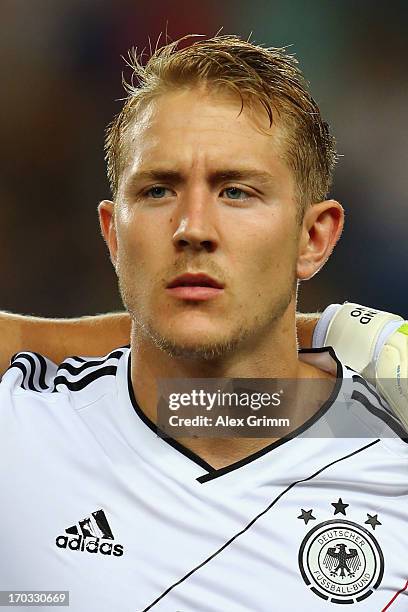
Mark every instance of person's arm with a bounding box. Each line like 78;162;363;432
0;310;319;376
0;311;131;375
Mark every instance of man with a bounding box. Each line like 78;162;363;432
1;35;407;611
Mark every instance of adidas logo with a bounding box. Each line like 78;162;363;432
55;509;124;557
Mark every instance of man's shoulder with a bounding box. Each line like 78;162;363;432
1;346;130;402
329;365;408;455
0;347;131;463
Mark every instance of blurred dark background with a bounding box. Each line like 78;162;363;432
1;0;406;318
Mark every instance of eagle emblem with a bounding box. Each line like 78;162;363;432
298;518;384;605
324;543;361;578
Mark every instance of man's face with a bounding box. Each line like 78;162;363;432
104;88;302;360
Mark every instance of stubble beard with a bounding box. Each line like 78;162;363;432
118;271;297;363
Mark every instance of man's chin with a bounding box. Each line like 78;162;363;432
151;334;238;361
140;324;247;361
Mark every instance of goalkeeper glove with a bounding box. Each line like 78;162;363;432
313;302;408;431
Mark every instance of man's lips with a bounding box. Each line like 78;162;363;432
167;272;224;289
166;286;224;300
166;273;225;301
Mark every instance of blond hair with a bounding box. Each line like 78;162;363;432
105;34;337;213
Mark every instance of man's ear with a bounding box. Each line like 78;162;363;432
297;199;344;280
98;200;118;268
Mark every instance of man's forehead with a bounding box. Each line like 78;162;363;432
124;87;283;146
121;89;288;182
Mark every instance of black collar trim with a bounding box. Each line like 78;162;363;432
126;347;343;483
127;357;214;473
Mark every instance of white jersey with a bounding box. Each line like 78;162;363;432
0;347;407;612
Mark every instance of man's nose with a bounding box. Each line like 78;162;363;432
172;191;219;253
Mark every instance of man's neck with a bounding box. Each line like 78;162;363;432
129;316;334;470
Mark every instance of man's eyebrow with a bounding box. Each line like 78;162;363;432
126;170;182;189
208;169;275;187
125;168;275;189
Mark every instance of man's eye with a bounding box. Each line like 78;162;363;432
222;186;250;200
142;185;251;201
144;186;172;198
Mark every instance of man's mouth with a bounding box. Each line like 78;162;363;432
166;273;225;301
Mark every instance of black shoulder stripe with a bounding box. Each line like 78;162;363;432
56;349;125;376
34;353;50;390
53;365;118;392
352;375;391;413
16;353;37;391
10;352;51;391
7;349;125;393
7;362;35;390
351;390;408;443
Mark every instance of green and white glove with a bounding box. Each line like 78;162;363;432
313;302;408;431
